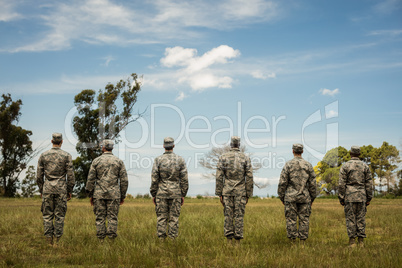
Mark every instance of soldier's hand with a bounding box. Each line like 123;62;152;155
220;196;224;207
340;202;345;206
67;193;72;201
181;197;184;206
152;197;156;206
40;193;42;199
246;197;249;204
90;197;94;206
366;201;370;206
120;198;125;205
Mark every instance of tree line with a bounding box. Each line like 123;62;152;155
314;143;401;197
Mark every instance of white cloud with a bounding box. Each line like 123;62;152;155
175;92;187;101
3;0;279;53
319;88;339;97
373;0;401;14
368;29;402;36
251;70;276;79
326;110;338;118
0;1;21;22
160;45;240;91
254;176;277;189
101;55;115;67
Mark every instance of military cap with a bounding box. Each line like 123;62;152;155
350;146;361;155
163;137;174;147
292;143;303;153
230;136;240;146
52;133;63;143
102;139;114;150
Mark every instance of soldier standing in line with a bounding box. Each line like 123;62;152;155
150;137;189;241
338;146;373;248
36;133;75;246
86;140;128;243
278;144;317;248
215;136;254;245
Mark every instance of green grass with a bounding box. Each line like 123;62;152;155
1;198;401;267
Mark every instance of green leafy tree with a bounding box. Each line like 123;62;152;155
314;146;349;195
72;73;143;197
0;94;34;197
372;141;400;193
21;165;38;197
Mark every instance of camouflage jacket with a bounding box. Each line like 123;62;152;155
36;147;75;195
86;152;128;200
215;148;254;197
150;151;189;198
278;156;317;203
338;157;373;203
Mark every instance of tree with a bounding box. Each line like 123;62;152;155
72;73;143;197
21;165;38;197
0;94;34;197
198;144;267;189
314;146;349;195
372;142;400;193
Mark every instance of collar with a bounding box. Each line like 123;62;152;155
164;151;173;154
230;148;240;152
103;151;113;155
351;157;360;160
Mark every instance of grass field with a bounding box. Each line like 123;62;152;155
0;198;401;267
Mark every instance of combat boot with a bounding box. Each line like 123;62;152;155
349;237;356;248
300;239;306;249
358;237;364;248
226;237;233;245
45;236;53;246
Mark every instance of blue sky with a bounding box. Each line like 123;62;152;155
1;0;401;196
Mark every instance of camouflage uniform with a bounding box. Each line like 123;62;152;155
215;136;253;240
150;137;189;239
278;144;317;241
86;140;128;239
36;133;75;239
338;146;373;239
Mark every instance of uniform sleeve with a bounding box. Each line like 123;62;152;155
179;158;189;197
215;156;225;196
36;155;44;194
66;154;75;195
308;164;317;203
245;156;254;198
338;165;347;203
150;158;160;197
364;165;373;202
119;161;129;199
85;162;97;197
277;164;289;202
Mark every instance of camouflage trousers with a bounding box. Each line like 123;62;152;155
155;198;182;239
93;199;120;239
41;193;67;238
344;202;367;238
284;202;311;240
223;196;247;239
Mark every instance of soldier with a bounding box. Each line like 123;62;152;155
338;146;372;248
86;140;128;243
150;137;189;241
278;143;317;247
215;136;253;245
36;133;75;246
